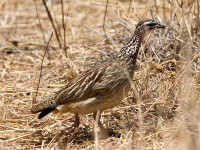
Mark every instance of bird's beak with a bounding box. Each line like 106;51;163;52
156;23;165;29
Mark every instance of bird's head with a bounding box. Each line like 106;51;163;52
135;19;165;38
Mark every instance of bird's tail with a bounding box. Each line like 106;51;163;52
31;99;57;119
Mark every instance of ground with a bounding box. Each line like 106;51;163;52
0;0;200;149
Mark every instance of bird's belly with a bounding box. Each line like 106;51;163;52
56;85;129;115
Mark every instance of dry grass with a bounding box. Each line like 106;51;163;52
0;0;200;149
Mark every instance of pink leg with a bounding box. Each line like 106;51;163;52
93;112;109;139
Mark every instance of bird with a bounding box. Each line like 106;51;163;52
31;19;165;136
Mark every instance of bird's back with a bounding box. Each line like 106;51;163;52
31;54;135;117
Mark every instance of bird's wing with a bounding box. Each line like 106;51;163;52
54;59;129;105
92;61;128;98
54;66;107;105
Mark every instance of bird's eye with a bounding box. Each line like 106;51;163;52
147;23;155;27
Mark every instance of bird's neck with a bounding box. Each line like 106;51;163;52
118;30;142;62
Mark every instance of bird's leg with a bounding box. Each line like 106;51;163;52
93;111;109;139
62;113;79;136
60;113;79;142
74;113;80;128
53;113;80;142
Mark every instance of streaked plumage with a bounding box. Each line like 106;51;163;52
31;19;165;134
